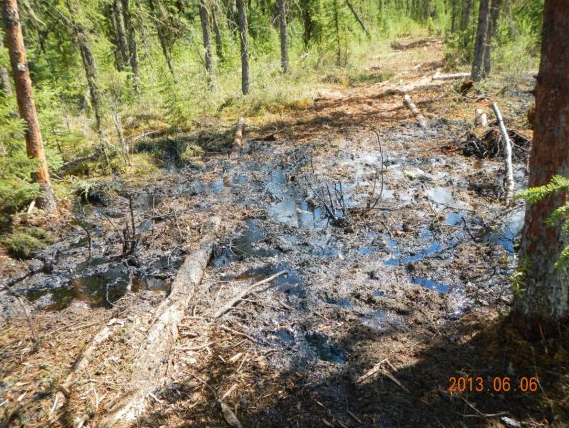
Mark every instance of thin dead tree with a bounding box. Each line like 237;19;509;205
278;0;288;73
471;0;491;81
199;0;216;89
236;0;249;94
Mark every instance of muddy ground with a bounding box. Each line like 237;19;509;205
1;41;568;428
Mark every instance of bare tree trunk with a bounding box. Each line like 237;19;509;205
278;0;288;73
66;0;110;166
345;0;369;36
211;2;224;62
148;0;175;77
459;0;472;31
199;0;216;89
112;0;129;68
514;0;569;338
0;65;12;96
236;0;249;94
2;0;56;211
483;0;501;77
471;0;491;81
121;0;140;93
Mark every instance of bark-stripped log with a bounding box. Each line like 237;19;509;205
432;71;471;80
403;94;427;130
98;217;221;427
492;103;514;204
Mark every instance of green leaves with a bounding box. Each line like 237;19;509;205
518;175;569;270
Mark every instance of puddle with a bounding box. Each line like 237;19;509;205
211;219;274;267
325;296;353;308
484;209;524;253
411;276;451;293
445;212;466;226
384;241;442;265
305;332;347;363
25;254;175;310
425;187;452;205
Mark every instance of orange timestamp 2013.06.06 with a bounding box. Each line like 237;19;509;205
447;376;539;393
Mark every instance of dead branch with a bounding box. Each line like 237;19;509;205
403;94;428;130
212;270;287;319
492;103;515;204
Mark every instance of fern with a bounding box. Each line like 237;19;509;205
518;175;569;270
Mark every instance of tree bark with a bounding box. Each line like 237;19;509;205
121;0;140;93
471;0;491;81
0;65;12;96
112;0;129;69
483;0;501;77
148;0;175;77
211;3;224;62
236;0;249;94
345;0;369;36
2;0;56;211
199;0;216;89
278;0;288;73
66;0;108;166
514;0;569;338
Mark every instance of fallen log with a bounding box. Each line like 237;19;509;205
432;71;470;80
492;103;515;204
96;216;221;427
231;117;245;157
403;94;427;130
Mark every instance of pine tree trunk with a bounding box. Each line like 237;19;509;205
236;0;249;94
199;0;216;89
121;0;140;93
471;0;491;81
514;0;569;338
2;0;56;211
459;0;472;31
301;0;313;47
278;0;288;73
483;0;501;77
66;0;109;165
112;0;129;68
148;0;175;77
0;65;13;96
211;4;224;62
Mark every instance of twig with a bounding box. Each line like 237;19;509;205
212;271;287;318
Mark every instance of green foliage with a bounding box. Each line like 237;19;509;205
518;175;569;269
0;97;40;212
2;232;45;259
510;256;530;298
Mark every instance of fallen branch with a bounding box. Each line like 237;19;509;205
403;94;428;130
231;117;245;157
213;270;287;319
97;216;221;427
432;71;470;80
492;103;515;204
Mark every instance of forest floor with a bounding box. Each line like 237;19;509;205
1;39;568;428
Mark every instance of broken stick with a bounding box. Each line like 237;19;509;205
97;216;221;427
474;108;488;127
403;94;427;130
213;270;287;318
492;103;515;204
